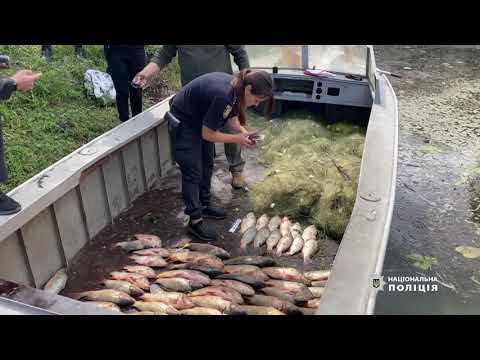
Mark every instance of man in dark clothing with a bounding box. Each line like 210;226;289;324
133;45;251;189
0;70;42;215
41;45;84;60
104;45;146;122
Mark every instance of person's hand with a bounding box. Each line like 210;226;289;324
132;71;148;89
235;133;255;148
12;70;42;91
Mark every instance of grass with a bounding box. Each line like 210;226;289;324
0;45;181;193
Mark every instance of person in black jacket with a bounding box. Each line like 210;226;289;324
104;45;146;122
0;70;42;215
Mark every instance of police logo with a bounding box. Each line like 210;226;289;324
372;278;380;288
223;105;232;119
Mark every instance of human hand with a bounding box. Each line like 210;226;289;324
12;70;42;91
235;133;255;148
132;72;148;89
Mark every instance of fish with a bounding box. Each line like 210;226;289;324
253;226;270;248
299;307;317;315
280;217;292;237
245;294;302;315
306;298;322;308
215;274;265;289
266;230;282;253
114;240;144;252
256;214;270;230
89;301;122;312
156;277;193;292
240;226;257;249
189;296;246;315
129;255;168;268
290;222;303;238
262;267;310;284
179;307;223;315
133;301;180;315
309;287;325;298
128;311;157;315
184;264;224;277
210;279;255;296
140;293;194;310
224;265;269;282
132;248;170;257
265;280;314;302
43;268;68;294
224;256;275;267
157;270;211;287
286;235;304;256
276;235;293;256
267;215;282;232
240;212;256;234
169;251;224;270
302;225;318;241
134;234;162;248
189;286;244;304
123;265;156;279
302;239;318;263
102;279;144;297
110;271;150;290
73;289;135;306
238;305;285;315
311;280;328;287
304;270;331;281
260;287;306;306
183;242;231;259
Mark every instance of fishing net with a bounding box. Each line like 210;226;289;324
248;109;365;240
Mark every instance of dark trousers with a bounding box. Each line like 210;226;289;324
104;46;146;122
173;122;214;220
41;45;83;52
0;119;6;183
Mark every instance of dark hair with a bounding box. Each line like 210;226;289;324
232;69;274;125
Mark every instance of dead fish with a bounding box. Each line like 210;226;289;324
129;255;168;268
169;251;224;270
280;217;292;237
309;287;325;298
134;234;162;248
89;301;122;312
304;270;331;281
224;265;269;282
184;264;224;277
256;214;270;230
133;301;180;315
307;298;322;308
286;235;304;256
168;263;189;270
132;248;170;257
302;239;318;263
311;280;328;287
276;235;293;256
267;215;282;232
149;284;164;294
240;226;257;249
240;212;256;234
210;279;255;296
189;295;246;315
189;286;244;304
299;307;317;315
123;265;156;279
266;230;282;253
238;305;285;315
179;307;223;315
114;240;144;252
265;280;314;302
128;311;157;315
262;267;309;284
224;256;275;267
215;274;265;289
156;277;193;292
140;293;194;310
245;294;302;315
43;268;68;294
102;279;144;297
157;270;211;287
253;226;270;248
260;287;306;306
184;243;231;259
302;225;318;241
73;289;135;306
290;222;303;238
110;271;150;290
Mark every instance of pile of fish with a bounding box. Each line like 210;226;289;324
239;213;320;263
69;233;331;315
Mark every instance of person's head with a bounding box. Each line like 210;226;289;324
232;69;274;125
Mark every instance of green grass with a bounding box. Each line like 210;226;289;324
0;45;181;193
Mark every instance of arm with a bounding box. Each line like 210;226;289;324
0;70;41;101
226;45;250;70
202;126;253;148
133;45;178;87
226;116;249;134
0;78;16;101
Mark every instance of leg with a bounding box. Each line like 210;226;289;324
41;45;52;60
74;45;85;59
0;122;21;215
127;48;146;117
105;49;130;122
222;124;246;189
199;140;215;207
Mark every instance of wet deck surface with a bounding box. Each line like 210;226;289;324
62;134;338;298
